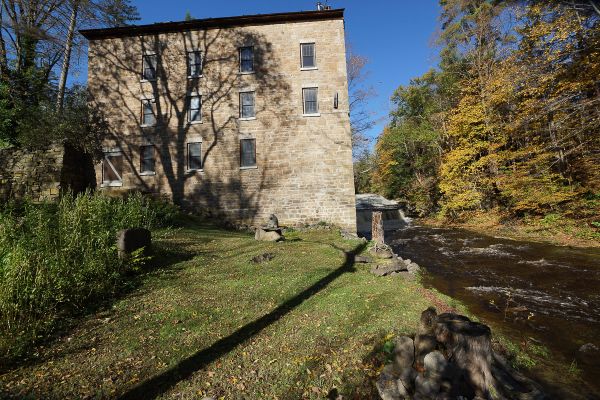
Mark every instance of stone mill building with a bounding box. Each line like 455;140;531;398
80;7;357;231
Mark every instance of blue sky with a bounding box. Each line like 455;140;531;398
77;0;442;142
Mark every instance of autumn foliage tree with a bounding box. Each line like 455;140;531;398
371;0;599;222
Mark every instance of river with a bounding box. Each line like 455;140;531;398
388;225;600;399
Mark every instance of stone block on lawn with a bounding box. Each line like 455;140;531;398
255;227;283;242
116;227;151;259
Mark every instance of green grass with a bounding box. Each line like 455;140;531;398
0;218;451;399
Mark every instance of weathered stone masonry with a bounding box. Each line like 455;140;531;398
0;144;95;202
81;9;357;232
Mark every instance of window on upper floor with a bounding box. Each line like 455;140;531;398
303;87;319;115
187;51;202;78
140;145;155;174
240;91;255;119
188;94;202;123
187;142;202;171
141;99;156;126
240;138;256;168
142;53;157;81
300;43;316;69
102;150;123;186
240;46;254;73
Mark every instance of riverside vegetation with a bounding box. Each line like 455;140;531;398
354;1;600;245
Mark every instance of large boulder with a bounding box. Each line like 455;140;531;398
116;227;151;259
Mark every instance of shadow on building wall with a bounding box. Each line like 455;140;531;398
90;28;293;224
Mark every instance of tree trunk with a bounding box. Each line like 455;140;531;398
588;0;600;16
372;211;384;245
0;6;8;79
57;0;79;112
435;313;496;399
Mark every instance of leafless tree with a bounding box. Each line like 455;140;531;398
56;0;139;111
346;44;376;156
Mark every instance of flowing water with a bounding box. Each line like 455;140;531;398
388;226;600;399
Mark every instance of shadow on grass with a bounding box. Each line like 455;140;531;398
118;241;368;400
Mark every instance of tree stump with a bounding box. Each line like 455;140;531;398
435;313;496;399
372;211;384;245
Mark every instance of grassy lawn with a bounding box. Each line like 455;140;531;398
0;218;458;399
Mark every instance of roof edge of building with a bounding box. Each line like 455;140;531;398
80;9;344;40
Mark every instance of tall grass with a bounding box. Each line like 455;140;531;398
0;191;176;361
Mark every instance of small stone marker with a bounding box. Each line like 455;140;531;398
255;214;284;242
116;227;151;259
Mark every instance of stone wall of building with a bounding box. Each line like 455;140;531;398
87;12;357;231
0;144;63;202
0;144;95;202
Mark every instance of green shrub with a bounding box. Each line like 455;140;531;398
0;191;176;360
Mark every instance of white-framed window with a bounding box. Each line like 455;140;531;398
239;91;255;119
239;46;254;73
240;138;256;168
302;87;319;115
187;142;202;171
141;98;156;126
300;43;316;69
140;145;155;174
142;53;157;81
187;50;202;77
188;94;202;123
102;150;123;186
